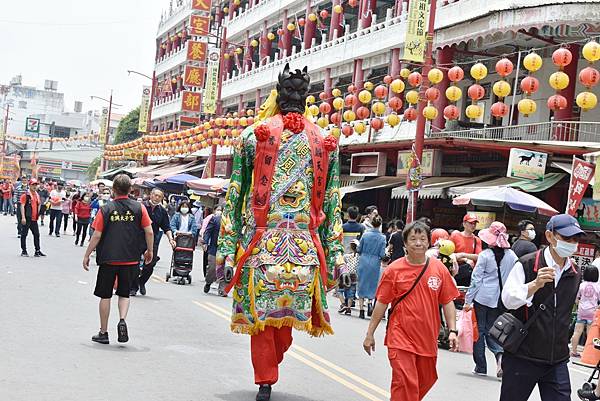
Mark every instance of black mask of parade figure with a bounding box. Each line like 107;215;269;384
276;63;310;114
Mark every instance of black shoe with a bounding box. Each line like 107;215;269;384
359;310;365;319
117;319;129;343
75;240;79;246
21;250;28;257
34;251;46;257
92;331;109;344
203;283;211;293
367;301;374;317
139;282;146;296
344;307;352;315
55;233;60;237
256;384;272;401
80;243;84;247
338;304;346;314
40;221;44;226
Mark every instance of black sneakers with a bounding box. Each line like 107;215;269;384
203;283;211;293
92;331;109;344
256;385;272;401
139;282;146;296
21;250;28;257
34;251;46;257
117;319;129;343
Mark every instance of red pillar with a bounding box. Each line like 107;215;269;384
329;0;342;40
360;0;377;28
390;48;401;77
282;11;292;57
433;46;454;132
228;0;235;19
260;22;272;66
243;33;252;72
324;68;333;109
353;59;364;111
554;44;580;123
304;6;316;49
238;95;244;114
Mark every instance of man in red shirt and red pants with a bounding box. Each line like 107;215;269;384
83;174;154;344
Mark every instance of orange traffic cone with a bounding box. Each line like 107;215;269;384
580;309;600;366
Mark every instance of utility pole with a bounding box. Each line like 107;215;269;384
49;121;56;151
2;102;9;154
407;0;438;224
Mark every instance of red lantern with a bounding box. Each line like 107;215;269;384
425;87;440;102
348;84;357;93
579;66;600;88
330;112;342;125
298;17;306;27
495;58;514;77
443;105;459;120
388;97;403;111
342;125;353;137
447;66;464;82
490;102;509;118
319;102;332;114
383;75;393;84
403;107;418;121
277;28;284;36
370;118;384;131
348;0;358;7
247;117;254;125
520;76;540;94
374;85;388;99
547;94;568;111
319;91;327;100
319;9;329;19
407;72;423;87
356;106;370;119
345;94;358;108
552;48;573;68
467;84;485;101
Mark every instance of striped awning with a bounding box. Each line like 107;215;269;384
392;176;493;199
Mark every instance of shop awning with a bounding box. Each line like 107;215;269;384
340;175;365;188
186;177;229;192
340;176;402;198
145;161;199;178
448;173;567;197
391;176;492;199
98;166;126;179
552;161;594;186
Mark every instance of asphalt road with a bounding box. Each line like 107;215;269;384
0;214;592;401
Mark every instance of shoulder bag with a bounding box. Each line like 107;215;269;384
386;257;430;331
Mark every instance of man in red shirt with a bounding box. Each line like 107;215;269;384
83;174;153;344
19;179;46;257
363;221;459;401
450;213;483;286
2;179;13;215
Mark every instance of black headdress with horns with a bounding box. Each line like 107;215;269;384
276;63;311;115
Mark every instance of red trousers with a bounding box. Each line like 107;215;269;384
388;348;437;401
251;326;293;385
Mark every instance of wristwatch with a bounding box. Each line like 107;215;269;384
449;329;458;335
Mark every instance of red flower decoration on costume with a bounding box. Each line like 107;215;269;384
282;112;305;134
254;124;270;142
323;135;338;152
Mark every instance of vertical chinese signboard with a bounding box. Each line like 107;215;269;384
573;243;595;273
403;0;429;63
189;15;210;35
184;65;206;88
203;49;220;115
138;86;151;133
99;107;109;144
181;91;202;112
191;0;212;12
566;157;595;216
187;41;208;63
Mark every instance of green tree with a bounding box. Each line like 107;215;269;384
113;106;141;144
87;156;101;181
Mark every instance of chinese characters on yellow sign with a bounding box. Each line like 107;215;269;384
403;0;430;63
203;49;220;114
138;86;151;133
99;107;109;144
189;15;210;35
184;65;206;87
187;41;207;62
191;0;211;12
181;91;202;112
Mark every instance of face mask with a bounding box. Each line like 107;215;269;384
83;197;90;202
527;229;536;240
554;239;578;258
180;207;189;214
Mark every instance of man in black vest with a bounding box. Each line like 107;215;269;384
500;214;584;401
83;174;154;345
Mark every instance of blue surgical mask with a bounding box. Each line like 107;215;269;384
555;240;578;258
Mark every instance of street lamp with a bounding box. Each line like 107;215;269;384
90;91;123;172
127;70;153;81
127;69;156;166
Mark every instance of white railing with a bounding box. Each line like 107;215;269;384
157;0;193;38
154;45;188;77
429;121;600;143
151;92;184;120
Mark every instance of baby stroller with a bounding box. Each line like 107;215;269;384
166;233;195;284
438;286;469;349
578;338;600;400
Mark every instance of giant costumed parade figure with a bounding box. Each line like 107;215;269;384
216;64;349;401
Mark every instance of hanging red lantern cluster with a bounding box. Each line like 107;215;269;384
576;40;600;112
546;47;573;113
491;58;514;118
444;65;464;121
519;51;542;117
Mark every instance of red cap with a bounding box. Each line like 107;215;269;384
29;178;39;185
463;213;479;223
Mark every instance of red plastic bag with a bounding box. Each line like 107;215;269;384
457;310;478;353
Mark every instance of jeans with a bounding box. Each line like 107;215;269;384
75;221;89;244
3;197;13;214
48;209;62;235
473;301;503;374
16;203;22;235
20;220;41;252
62;213;69;232
131;232;161;292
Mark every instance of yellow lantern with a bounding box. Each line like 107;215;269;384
470;62;488;81
428;68;444;85
250;39;259;48
354;121;367;134
203;121;212;130
333;4;343;13
333;97;344;110
583;41;600;63
343;110;356;122
239;117;248;127
518;98;537;116
331;127;341;138
287;23;296;31
422;105;438;120
306;95;316;105
332;88;342;97
492;81;511;98
224;53;230;60
548;71;570;90
363;81;374;91
234;47;243;55
372;101;386;115
317;116;329;128
387;113;400;127
390;79;405;94
223;6;229;13
400;68;411;79
405;90;419;105
233;0;240;5
576;91;598;111
465;104;483;119
308;13;318;22
523;52;543;72
358;90;372;104
445;86;462;102
308;104;320;116
267;32;276;41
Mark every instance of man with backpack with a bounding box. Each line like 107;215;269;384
19;179;46;257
